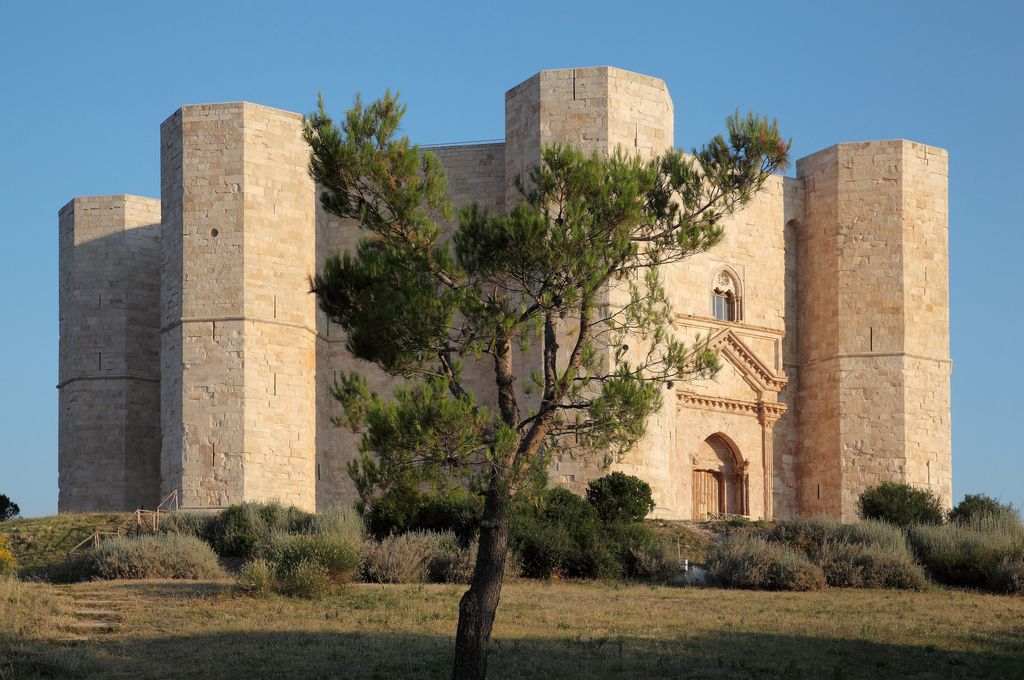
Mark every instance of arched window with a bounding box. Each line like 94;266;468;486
712;270;742;322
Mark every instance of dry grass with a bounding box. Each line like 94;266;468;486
0;513;126;575
2;577;1023;679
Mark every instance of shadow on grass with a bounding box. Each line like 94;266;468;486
3;625;1022;680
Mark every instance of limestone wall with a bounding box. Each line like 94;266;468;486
58;195;162;511
899;143;952;507
58;65;951;522
160;103;317;510
796;141;951;520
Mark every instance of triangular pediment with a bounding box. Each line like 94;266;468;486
705;328;788;394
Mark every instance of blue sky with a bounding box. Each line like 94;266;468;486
1;1;1020;517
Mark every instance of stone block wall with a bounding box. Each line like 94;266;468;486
160;103;317;510
796;141;952;520
58;195;161;511
58;65;951;522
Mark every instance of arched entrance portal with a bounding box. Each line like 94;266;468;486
692;434;749;519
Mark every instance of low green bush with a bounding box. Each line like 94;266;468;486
818;541;927;590
518;488;622;579
949;494;1021;527
216;502;312;558
280;559;330;599
77;534;224;580
159;511;219;543
361;530;468;584
302;505;366;544
236;558;276;596
365;487;483;544
602;522;677;581
988;558;1024;596
835;519;911;553
707;534;825;591
0;534;15;576
768;517;910;556
908;515;1024;588
510;513;570;579
436;538;477;584
765;516;841;558
857;482;945;527
586;472;655;524
255;532;361;582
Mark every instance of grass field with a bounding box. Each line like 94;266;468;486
2;577;1022;679
0;514;126;575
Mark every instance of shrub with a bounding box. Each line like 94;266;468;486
818;541;927;590
215;501;312;557
78;534;224;580
707;534;825;591
857;482;945;527
365;487;483;543
508;489;598;579
510;513;572;579
836;519;911;553
766;516;841;558
908;515;1024;588
303;505;366;544
950;494;1021;527
586;472;655;524
603;522;677;581
256;532;361;582
989;558;1024;595
361;530;466;584
236;558;276;596
428;537;477;584
364;485;424;539
280;560;330;598
413;490;483;544
159;511;219;543
0;533;15;576
768;517;910;556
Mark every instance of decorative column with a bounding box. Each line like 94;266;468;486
759;406;782;520
738;460;750;516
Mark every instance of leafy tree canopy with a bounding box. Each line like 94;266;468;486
0;494;20;522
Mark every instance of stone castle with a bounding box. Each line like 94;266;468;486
58;66;951;522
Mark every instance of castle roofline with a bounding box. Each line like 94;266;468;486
796;139;949;170
505;65;670;98
159;101;303;129
58;194;159;216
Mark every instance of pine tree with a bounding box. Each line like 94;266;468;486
304;92;788;680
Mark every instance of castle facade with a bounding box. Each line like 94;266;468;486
58;67;952;521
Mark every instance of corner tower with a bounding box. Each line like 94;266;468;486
160;103;317;510
503;67;679;497
796;140;951;520
58;195;162;511
504;66;673;208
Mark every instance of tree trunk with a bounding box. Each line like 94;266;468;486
452;480;511;680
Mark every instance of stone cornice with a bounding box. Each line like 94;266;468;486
674;314;785;340
677;391;788;419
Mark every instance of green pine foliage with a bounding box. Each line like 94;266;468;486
304;92;787;513
304;90;788;666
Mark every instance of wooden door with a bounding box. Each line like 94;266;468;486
692;470;722;519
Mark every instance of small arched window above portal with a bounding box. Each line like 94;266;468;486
712;269;742;322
